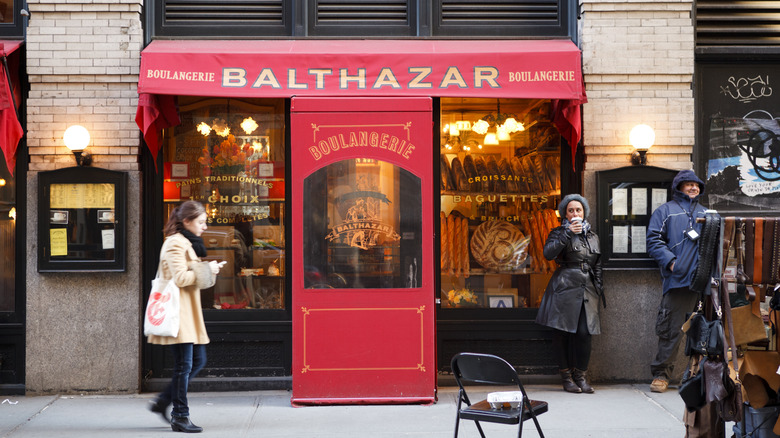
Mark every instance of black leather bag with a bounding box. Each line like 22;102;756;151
684;313;724;357
679;359;707;412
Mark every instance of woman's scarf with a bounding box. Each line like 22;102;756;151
561;218;592;235
180;229;207;257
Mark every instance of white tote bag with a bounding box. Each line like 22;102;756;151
143;270;180;337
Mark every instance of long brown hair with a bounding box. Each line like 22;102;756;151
163;200;206;237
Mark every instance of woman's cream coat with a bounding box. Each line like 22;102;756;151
147;233;215;345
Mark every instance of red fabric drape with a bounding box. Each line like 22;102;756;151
552;96;587;172
0;44;23;176
135;93;180;171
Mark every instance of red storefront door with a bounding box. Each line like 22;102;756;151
291;97;435;404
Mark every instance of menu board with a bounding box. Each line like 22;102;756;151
38;167;127;272
596;166;679;269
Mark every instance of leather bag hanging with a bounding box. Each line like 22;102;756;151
728;218;768;346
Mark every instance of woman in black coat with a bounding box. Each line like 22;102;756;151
535;194;604;394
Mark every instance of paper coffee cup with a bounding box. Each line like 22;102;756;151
571;217;583;233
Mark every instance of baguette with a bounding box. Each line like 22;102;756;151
440;211;449;272
440;156;455;191
447;213;456;276
451;157;470;192
463;154;480;191
510;156;529;192
461;217;470;278
498;158;517;193
521;155;541;192
473;156;490;192
453;214;461;277
486;156;504;192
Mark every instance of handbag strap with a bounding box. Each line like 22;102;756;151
718;218;741;382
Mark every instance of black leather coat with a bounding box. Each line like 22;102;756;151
535;226;604;334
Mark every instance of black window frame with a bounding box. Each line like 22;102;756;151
0;0;26;38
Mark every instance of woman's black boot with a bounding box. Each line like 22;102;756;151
573;368;595;393
149;398;170;423
560;369;582;393
171;416;203;433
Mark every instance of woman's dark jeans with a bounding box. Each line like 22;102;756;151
157;343;206;418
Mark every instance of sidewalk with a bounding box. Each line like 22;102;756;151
1;384;699;437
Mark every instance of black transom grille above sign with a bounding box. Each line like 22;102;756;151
696;0;780;47
433;0;571;37
308;0;417;36
156;0;291;36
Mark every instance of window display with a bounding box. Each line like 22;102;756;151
162;97;285;310
303;159;422;289
440;98;562;309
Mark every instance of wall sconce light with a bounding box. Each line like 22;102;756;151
630;124;655;165
63;125;92;166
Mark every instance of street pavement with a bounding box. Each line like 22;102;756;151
0;383;731;437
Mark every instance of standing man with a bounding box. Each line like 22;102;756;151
645;169;707;393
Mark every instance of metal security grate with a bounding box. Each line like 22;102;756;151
314;0;410;24
696;0;780;46
440;0;560;24
163;0;285;24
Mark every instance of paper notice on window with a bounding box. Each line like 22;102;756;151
651;188;667;214
613;226;629;253
631;188;647;216
102;229;115;250
612;188;628;216
50;228;68;256
631;226;646;253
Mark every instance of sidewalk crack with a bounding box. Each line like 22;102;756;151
2;395;60;438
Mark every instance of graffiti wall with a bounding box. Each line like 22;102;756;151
697;65;780;212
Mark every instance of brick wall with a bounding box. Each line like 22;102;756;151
581;0;695;172
25;0;142;171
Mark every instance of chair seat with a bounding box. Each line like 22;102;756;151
460;399;549;425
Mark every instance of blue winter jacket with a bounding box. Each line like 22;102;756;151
646;170;707;294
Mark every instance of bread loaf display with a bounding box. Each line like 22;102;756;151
473;156;490;192
463;154;480;191
461;216;470;278
486;156;505;193
440;211;450;273
470;220;530;271
447;213;456;276
440;156;455;191
498;158;517;193
450;157;470;191
520;155;541;192
510;157;530;192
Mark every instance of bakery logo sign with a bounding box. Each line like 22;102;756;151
307;123;416;161
325;191;400;250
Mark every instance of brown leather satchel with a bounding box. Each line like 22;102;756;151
729;304;767;346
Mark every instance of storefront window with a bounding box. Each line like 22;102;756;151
440;98;562;309
0;1;13;24
162;97;286;310
303;159;422;289
0;164;14;311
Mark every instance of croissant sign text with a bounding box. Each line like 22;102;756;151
138;40;586;101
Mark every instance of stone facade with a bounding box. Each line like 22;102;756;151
19;0;699;392
24;0;143;394
580;0;696;382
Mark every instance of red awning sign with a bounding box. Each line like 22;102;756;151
137;39;587;170
138;39;586;102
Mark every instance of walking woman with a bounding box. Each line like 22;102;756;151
535;194;605;394
148;200;222;433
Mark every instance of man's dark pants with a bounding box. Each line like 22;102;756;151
651;287;699;381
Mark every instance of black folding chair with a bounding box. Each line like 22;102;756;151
451;352;548;438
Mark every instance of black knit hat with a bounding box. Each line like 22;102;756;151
558;194;590;219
